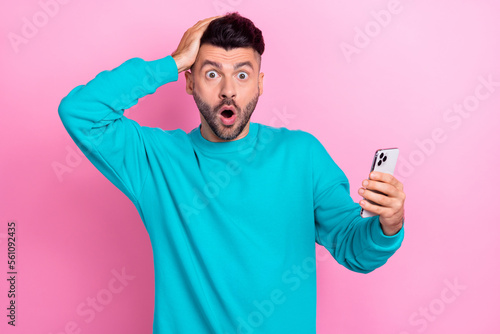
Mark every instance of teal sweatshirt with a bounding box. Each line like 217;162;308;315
58;54;404;334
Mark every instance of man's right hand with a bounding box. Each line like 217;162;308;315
171;15;224;74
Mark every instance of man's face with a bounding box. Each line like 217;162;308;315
185;44;264;142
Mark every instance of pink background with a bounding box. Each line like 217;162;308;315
1;0;499;333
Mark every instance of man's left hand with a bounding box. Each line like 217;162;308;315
358;171;405;236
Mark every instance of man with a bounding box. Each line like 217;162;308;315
58;12;405;334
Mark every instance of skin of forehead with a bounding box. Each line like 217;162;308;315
195;44;260;72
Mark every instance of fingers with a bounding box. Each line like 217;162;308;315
172;15;225;73
199;15;225;24
195;16;223;35
370;171;404;191
360;197;389;216
359;188;393;209
359;188;404;217
359;178;399;199
358;172;406;210
359;172;405;226
193;15;224;30
181;15;224;44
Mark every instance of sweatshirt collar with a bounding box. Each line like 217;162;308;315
189;122;258;154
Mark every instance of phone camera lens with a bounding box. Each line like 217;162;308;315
383;156;387;162
377;160;382;166
380;152;385;159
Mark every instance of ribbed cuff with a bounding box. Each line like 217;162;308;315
370;216;404;248
146;55;179;86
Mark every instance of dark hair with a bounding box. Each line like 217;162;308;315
198;12;265;68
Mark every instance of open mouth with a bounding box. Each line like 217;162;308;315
219;106;237;125
221;109;234;118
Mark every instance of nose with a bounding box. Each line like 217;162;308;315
219;75;236;100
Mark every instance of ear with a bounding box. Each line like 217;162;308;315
258;72;264;96
185;70;193;95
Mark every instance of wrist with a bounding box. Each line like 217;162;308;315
380;217;404;236
171;54;186;73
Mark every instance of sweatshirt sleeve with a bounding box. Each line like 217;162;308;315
310;135;404;273
58;55;179;204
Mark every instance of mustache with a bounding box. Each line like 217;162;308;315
217;100;238;110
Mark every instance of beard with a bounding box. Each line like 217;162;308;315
192;83;259;141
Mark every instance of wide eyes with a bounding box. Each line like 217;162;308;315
207;70;218;79
237;72;248;80
206;70;248;80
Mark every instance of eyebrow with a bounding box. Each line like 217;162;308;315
200;60;254;71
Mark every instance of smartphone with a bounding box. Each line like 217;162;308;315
360;148;399;218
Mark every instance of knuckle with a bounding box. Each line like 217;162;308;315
393;200;402;211
366;201;377;211
374;204;384;214
365;189;375;200
370;181;381;191
379;195;390;206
